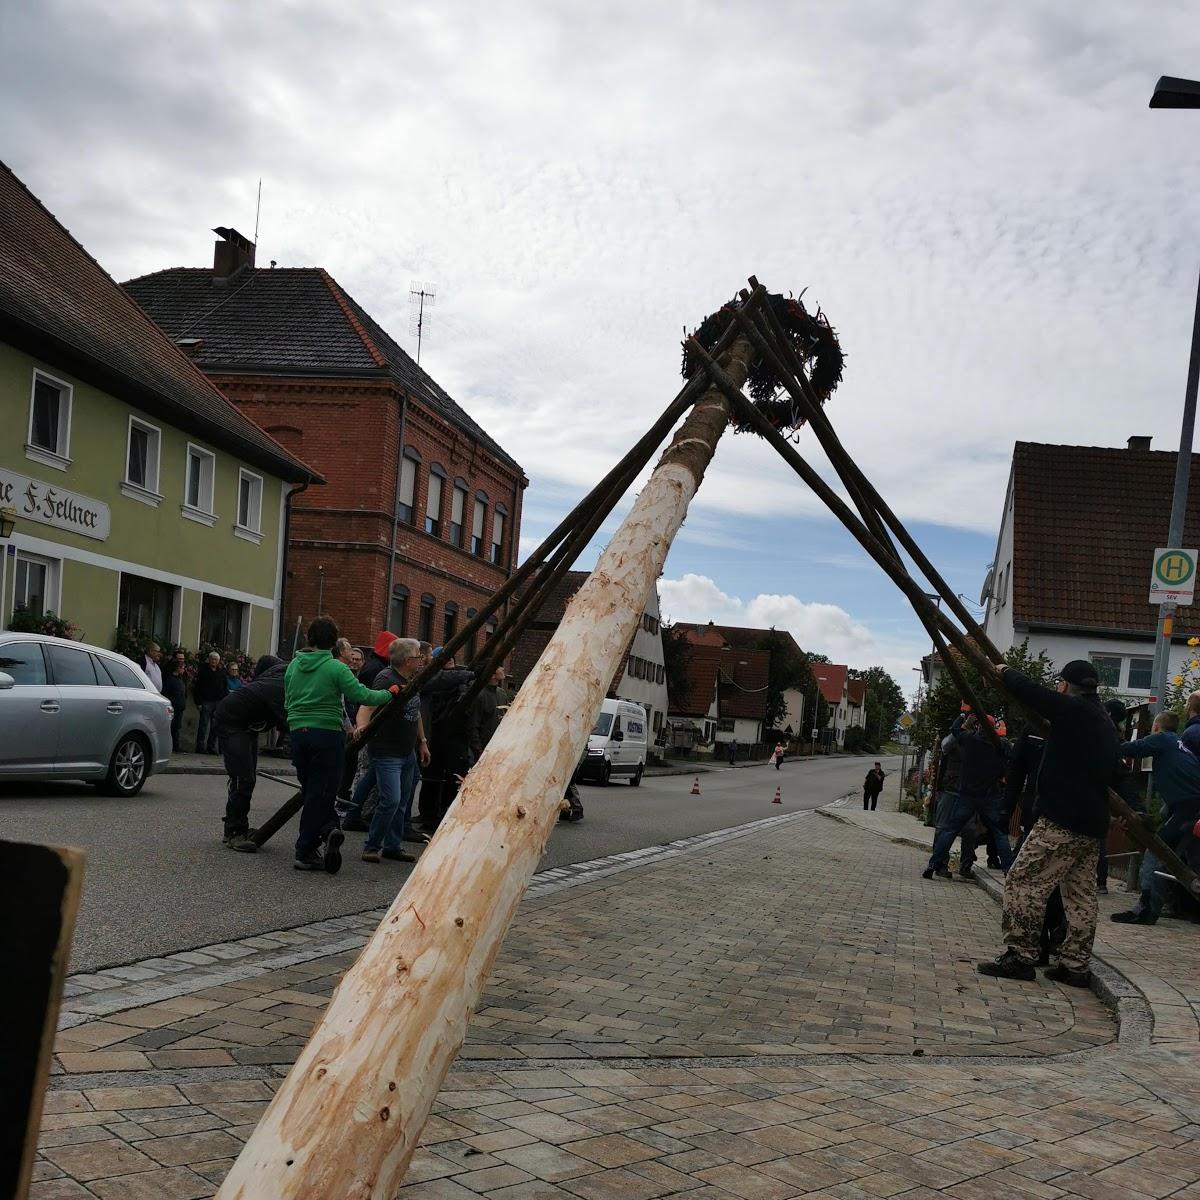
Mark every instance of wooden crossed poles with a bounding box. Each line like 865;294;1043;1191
217;277;1196;1199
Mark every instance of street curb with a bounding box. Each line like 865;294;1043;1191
816;803;1155;1049
970;867;1152;1048
817;805;931;854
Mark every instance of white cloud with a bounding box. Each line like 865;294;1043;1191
4;1;1199;552
658;572;924;684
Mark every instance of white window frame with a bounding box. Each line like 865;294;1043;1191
121;415;163;506
398;455;418;524
12;550;62;618
234;468;264;543
26;369;73;470
1126;655;1154;692
182;444;217;525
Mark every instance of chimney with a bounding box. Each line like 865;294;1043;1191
212;226;255;283
1128;435;1152;451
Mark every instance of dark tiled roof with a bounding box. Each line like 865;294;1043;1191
1011;442;1200;636
813;663;848;706
715;647;770;721
669;643;767;720
0;163;316;483
672;645;721;717
675;622;804;658
123;266;522;475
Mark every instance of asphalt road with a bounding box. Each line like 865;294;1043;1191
1;753;901;973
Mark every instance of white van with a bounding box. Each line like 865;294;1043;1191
577;698;648;786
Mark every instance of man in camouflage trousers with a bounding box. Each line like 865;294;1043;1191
979;660;1118;987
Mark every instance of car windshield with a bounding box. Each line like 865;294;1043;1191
591;713;613;737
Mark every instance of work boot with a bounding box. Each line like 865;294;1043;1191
381;848;417;863
361;849;382;863
977;949;1037;981
922;867;952;880
1044;963;1091;988
322;829;345;875
229;835;258;853
293;852;324;872
1111;910;1156;925
958;865;975;880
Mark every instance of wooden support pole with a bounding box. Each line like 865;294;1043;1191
215;322;759;1199
689;339;1200;895
2;841;84;1200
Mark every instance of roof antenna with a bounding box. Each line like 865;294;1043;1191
409;281;436;364
253;178;262;246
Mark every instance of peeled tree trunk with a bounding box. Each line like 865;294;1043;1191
215;334;756;1199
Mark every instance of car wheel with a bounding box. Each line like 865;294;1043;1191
101;734;149;797
629;765;643;788
600;761;611;786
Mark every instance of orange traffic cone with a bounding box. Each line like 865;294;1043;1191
690;777;701;796
772;786;782;805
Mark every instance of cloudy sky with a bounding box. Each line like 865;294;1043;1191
5;2;1200;690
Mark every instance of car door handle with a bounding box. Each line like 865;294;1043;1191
107;702;124;714
40;701;61;713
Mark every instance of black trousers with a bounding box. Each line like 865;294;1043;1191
863;789;880;811
220;726;259;836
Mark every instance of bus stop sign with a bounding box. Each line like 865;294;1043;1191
1149;548;1198;605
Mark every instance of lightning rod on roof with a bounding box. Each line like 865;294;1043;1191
409;281;437;364
253;178;262;245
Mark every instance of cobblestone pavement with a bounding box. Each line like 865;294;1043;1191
34;808;1200;1198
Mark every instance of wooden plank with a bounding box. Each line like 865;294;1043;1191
0;840;85;1200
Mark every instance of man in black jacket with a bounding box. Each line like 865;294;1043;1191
923;713;1012;879
194;650;227;753
979;660;1118;986
215;655;287;852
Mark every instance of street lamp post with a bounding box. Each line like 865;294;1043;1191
1148;76;1200;715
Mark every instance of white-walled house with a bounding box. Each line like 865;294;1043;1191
980;438;1200;700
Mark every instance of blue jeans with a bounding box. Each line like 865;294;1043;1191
352;752;418;853
928;789;1014;872
196;701;220;753
291;727;346;857
1133;814;1193;919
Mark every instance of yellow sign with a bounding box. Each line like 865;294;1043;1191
899;712;915;729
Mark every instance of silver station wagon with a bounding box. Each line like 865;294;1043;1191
0;633;172;795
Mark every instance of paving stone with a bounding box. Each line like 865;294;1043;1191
41;1138;158;1181
140;1128;244;1166
88;1165;213;1199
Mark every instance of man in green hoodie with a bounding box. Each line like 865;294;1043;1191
285;616;394;872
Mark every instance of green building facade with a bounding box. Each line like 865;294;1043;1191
0;163;316;659
2;345;292;656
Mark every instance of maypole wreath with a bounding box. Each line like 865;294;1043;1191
682;290;844;435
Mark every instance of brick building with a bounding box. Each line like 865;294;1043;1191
125;229;525;651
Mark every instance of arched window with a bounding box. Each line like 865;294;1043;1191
450;479;468;547
389;584;410;636
397;448;421;524
471;491;488;557
443;600;459;645
418;593;435;644
425;463;447;537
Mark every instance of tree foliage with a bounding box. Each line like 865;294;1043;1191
849;666;906;749
913;639;1055;750
754;629;818;733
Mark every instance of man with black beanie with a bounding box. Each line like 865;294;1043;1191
979;660;1118;987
